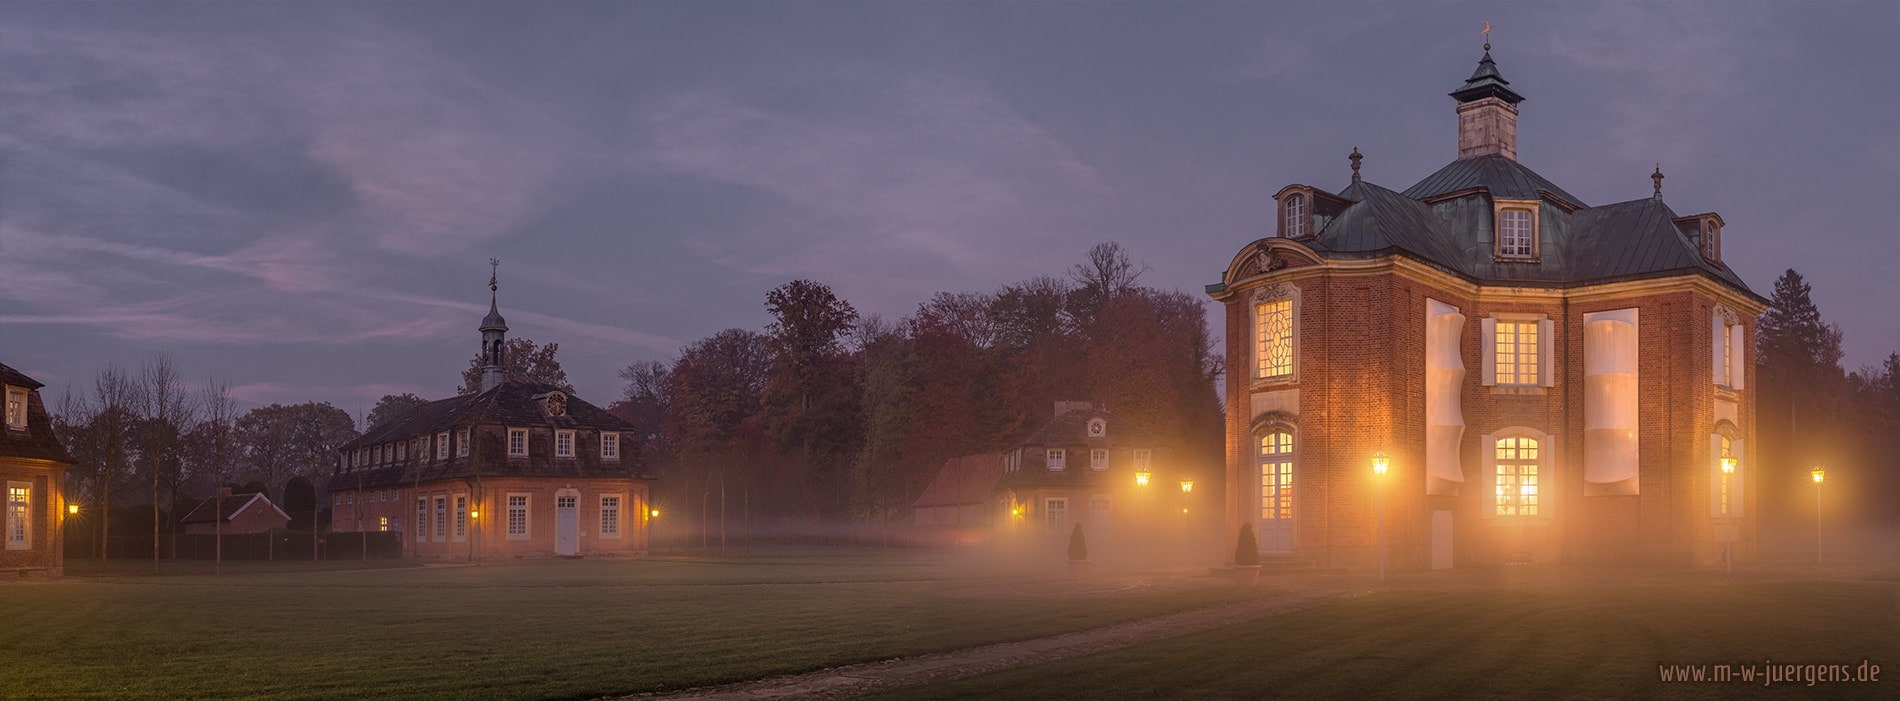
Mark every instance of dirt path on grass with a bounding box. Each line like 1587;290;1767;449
627;587;1357;700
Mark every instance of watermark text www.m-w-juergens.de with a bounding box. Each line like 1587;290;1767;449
1658;660;1881;686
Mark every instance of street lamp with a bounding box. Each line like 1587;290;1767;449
1811;466;1825;565
1134;468;1152;570
1179;479;1193;494
1372;452;1389;582
1719;452;1736;574
1134;468;1151;488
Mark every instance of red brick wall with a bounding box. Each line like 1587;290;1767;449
1220;262;1757;570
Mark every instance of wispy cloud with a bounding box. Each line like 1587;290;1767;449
643;64;1105;292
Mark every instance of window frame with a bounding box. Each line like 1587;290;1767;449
453;494;468;541
508;428;528;457
1134;448;1153;471
1483;428;1554;521
1046;448;1065;472
415;498;429;542
1482;314;1554;388
435;432;448;461
1257;430;1295;523
1493;198;1541;261
5;387;27;429
1250;283;1301;384
1282;192;1309;238
1090;448;1109;471
600;495;622;539
6;481;30;549
601;432;619;461
555;430;575;458
1044;497;1069;531
433;496;448;542
506;493;530;540
457;428;470;458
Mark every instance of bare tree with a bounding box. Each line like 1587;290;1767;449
197;379;240;574
138;354;197;570
85;364;137;564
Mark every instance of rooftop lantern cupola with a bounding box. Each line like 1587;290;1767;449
1451;32;1525;161
479;257;509;393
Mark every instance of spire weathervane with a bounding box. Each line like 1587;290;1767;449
1482;21;1493;51
489;257;500;294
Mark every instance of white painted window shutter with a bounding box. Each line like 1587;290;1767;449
1537;318;1554;387
1481;317;1497;386
1729;324;1746;390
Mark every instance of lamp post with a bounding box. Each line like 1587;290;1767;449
1719;453;1736;574
1810;466;1825;565
1179;479;1193;516
1372;451;1389;582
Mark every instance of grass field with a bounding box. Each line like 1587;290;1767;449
873;574;1900;700
0;549;1264;700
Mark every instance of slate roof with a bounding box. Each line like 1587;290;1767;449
329;380;642;490
995;406;1165;491
1232;51;1762;303
913;453;1005;508
0;361;74;465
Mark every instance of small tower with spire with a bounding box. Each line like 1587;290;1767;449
1451;25;1525;160
479;258;509;394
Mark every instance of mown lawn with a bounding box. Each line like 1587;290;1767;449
0;550;1263;700
877;577;1899;700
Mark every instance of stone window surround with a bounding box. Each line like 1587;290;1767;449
1250;282;1301;386
1492;198;1541;261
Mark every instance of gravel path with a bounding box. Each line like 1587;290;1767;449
626;587;1358;700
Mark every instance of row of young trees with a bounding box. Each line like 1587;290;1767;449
54;356;358;557
1754;269;1900;528
608;242;1225;532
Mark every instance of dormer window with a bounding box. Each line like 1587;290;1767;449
1282;193;1308;238
541;391;568;417
1087;418;1106;439
4;387;26;429
1494;199;1539;260
1700;220;1721;262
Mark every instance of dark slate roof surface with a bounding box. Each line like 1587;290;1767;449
180;493;288;524
1019;407;1165;449
0;361;74;464
913;453;1005;508
1402;154;1583;206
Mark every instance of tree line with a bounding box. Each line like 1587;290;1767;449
1754;269;1900;529
608;242;1225;534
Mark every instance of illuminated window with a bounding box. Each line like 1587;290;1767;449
6;482;29;549
454;495;468;540
1498;208;1534;258
555;430;575;458
600;496;621;538
508;428;527;457
1046;448;1065;472
1255;299;1294;379
1044;497;1068;531
1283;193;1308;238
378;516;388;532
601;432;619;461
1090;449;1108;471
457;429;470;458
507;494;529;539
1494;437;1540;516
5;387;27;429
1494;320;1540;386
416;498;428;542
1258;432;1293;522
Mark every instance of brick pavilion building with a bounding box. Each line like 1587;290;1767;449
1;361;74;576
1206;47;1765;569
328;268;654;560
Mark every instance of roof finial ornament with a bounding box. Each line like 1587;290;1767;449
1482;21;1493;52
1652;164;1664;199
488;257;500;294
1349;146;1363;183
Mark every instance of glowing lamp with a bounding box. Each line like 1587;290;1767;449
1372;451;1390;477
1810;467;1825;484
1179;479;1194;494
1134;468;1151;487
68;504;79;515
649;509;660;519
469;510;479;520
1720;455;1736;475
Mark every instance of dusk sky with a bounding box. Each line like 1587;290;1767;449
3;1;1895;419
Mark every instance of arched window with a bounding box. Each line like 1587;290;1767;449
1283;193;1308;238
1259;431;1294;521
1494;436;1541;516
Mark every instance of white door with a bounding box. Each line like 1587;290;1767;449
556;495;578;555
1258;432;1296;553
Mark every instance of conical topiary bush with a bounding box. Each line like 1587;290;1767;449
1068;522;1089;562
1235;522;1260;566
